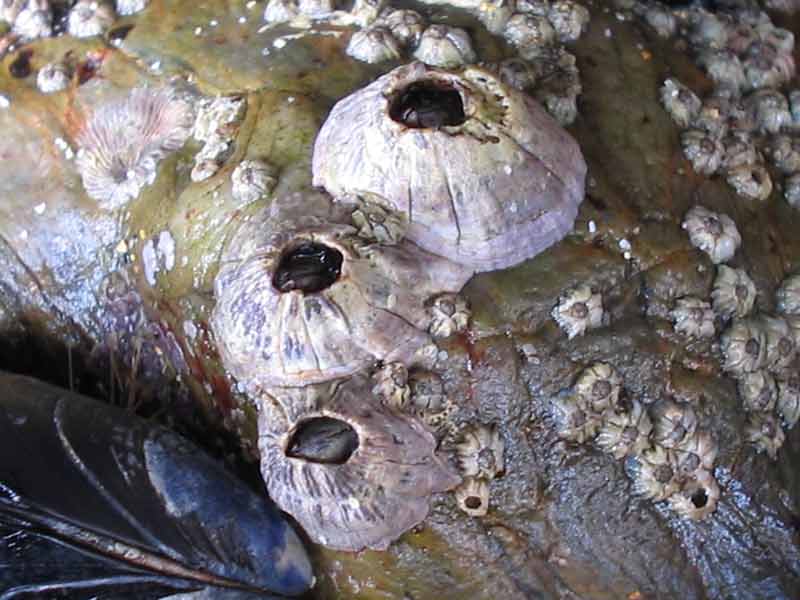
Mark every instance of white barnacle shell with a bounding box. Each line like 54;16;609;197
757;314;796;372
667;470;720;520
413;25;476;68
776;273;800;316
346;27;401;64
686;9;728;50
737;370;778;413
68;0;115;38
475;0;514;36
312;62;586;272
721;318;769;375
697;49;747;93
350;0;385;27
75;87;194;210
725;163;772;202
573;361;621;413
546;0;589;43
744;411;785;460
777;376;800;429
116;0;148;16
515;0;549;16
193;95;246;143
13;0;51;39
748;88;792;134
210;192;472;389
784;173;800;209
674;430;718;476
428;293;470;338
625;445;682;502
191;136;231;182
680;130;724;176
231;159;277;206
659;78;701;129
36;62;70;94
457;423;505;480
263;0;333;22
257;375;461;551
378;9;425;47
670;296;715;339
550;394;600;444
651;399;698;449
455;476;490;517
711;265;756;320
551;284;603;339
594;398;652;459
768;135;800;174
743;41;795;90
503;13;556;60
372;362;410;409
681;205;741;265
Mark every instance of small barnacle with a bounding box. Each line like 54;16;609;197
351;200;407;244
721;318;769;375
697;49;746;93
68;0;115;38
413;25;476;68
758;314;796;371
692;95;731;138
726;22;758;55
350;0;385;27
670;296;715;339
768;135;800;174
756;22;795;54
776;273;800;315
790;89;800;125
75;87;194;210
675;430;718;475
642;4;676;38
725;163;772;202
475;0;514;36
737;370;778;413
550;394;600;444
346;27;401;64
546;0;589;43
651;400;697;449
721;131;758;171
777;376;800;429
408;369;451;429
573;362;622;413
711;265;756;320
428;293;470;338
625;445;681;502
681;205;741;265
263;0;333;22
457;423;504;480
191;136;231;182
680;130;724;176
116;0;147;15
231;159;277;206
36;62;69;94
668;470;720;520
504;13;556;60
11;0;51;39
743;41;795;90
515;0;549;16
784;173;800;209
378;9;424;47
455;477;489;517
551;284;603;339
372;362;410;409
748;88;792;134
744;411;785;460
489;57;537;92
686;9;728;50
659;78;701;129
193;95;246;143
594;398;652;459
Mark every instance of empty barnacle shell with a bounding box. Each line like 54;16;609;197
211;192;472;389
503;13;556;60
784;173;800;209
743;41;795;90
777;376;800;429
378;8;425;47
776;273;800;315
680;130;724;176
737;370;778;412
573;362;622;413
551;284;603;339
546;0;589;43
455;476;490;517
768;135;800;174
457;423;504;480
721;132;759;171
13;0;51;39
312;61;586;272
711;265;756;320
116;0;148;16
428;293;470;338
258;375;461;551
651;399;698;449
550;394;600;444
350;0;385;27
697;49;747;93
68;0;115;38
744;411;785;460
668;470;720;520
674;430;718;475
36;61;70;94
413;25;476;68
350;200;407;245
625;445;682;502
670;296;715;339
372;362;410;409
748;88;792;134
758;314;796;372
231;159;277;206
659;78;701;129
721;318;769;375
75;87;194;210
725;163;773;202
594;398;652;459
346;27;402;64
475;0;514;35
681;205;741;265
488;57;538;92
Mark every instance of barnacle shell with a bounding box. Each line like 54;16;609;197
455;476;490;517
758;315;796;372
489;57;538;92
642;4;676;38
777;376;800;429
263;0;333;22
231;159;277;206
457;423;504;480
625;445;681;502
408;369;452;430
475;0;514;35
675;430;718;475
756;22;795;54
776;273;800;315
75;87;194;210
372;362;410;409
743;42;795;90
116;0;148;16
346;27;402;64
744;411;785;460
768;135;800;174
211;192;471;389
711;265;756;320
36;62;69;94
193;95;246;142
68;0;115;38
350;200;407;245
697;49;746;93
681;205;741;265
680;130;724;176
550;394;600;444
692;95;731;138
258;376;460;551
668;470;720;520
670;296;715;339
594;399;652;459
573;361;621;413
721;318;769;375
503;13;556;60
784;173;800;209
686;9;728;50
413;25;476;68
515;0;548;16
547;0;589;43
721;132;758;171
551;284;603;339
725;163;773;202
350;0;385;27
378;9;425;47
651;400;697;449
13;0;51;39
312;61;586;272
659;78;701;129
737;370;777;413
748;88;792;134
428;293;470;338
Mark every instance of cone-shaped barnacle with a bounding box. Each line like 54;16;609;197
551;284;603;339
231;159;277;206
659;78;702;129
377;9;425;48
595;398;652;460
346;27;402;64
725;163;773;202
68;0;115;38
711;265;756;320
776;273;800;315
428;293;470;338
721;131;759;172
408;369;453;431
674;430;718;477
350;198;407;245
257;375;461;551
263;0;333;22
312;61;587;272
503;13;556;61
75;87;194;210
116;0;149;16
681;205;741;265
625;445;682;503
777;376;800;429
372;362;410;410
487;57;538;92
744;411;785;460
670;296;715;339
13;0;52;39
697;49;747;94
191;95;246;182
668;470;720;520
36;62;70;94
456;423;504;480
737;370;777;413
547;0;589;43
455;476;490;517
768;135;800;174
350;0;385;27
680;130;724;176
573;361;622;413
475;0;514;35
413;25;476;68
651;399;698;450
721;318;769;375
748;88;792;134
758;314;796;372
211;192;472;389
743;41;795;90
550;393;600;444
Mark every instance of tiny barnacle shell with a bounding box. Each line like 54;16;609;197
457;423;505;480
346;27;402;64
748;88;792;134
413;25;476;68
258;375;461;551
515;0;549;16
668;470;720;520
594;398;652;460
193;95;246;143
263;0;333;22
475;0;514;36
651;399;698;449
737;370;778;413
116;0;148;16
725;163;773;202
680;130;724;176
777;375;800;429
697;49;747;93
784;173;800;209
659;78;701;129
231;159;277;206
68;0;115;38
428;293;470;338
75;87;194;210
692;95;731;139
503;13;556;60
378;9;425;47
757;314;796;372
372;362;410;410
350;199;407;245
670;296;715;339
550;394;600;444
768;135;800;174
743;41;795;90
776;273;800;315
721;131;758;171
624;445;682;502
350;0;385;27
408;369;449;415
681;205;741;265
573;361;622;413
744;411;785;460
721;318;769;375
642;4;676;38
756;22;795;54
547;0;589;43
711;265;756;320
455;476;490;517
551;284;603;339
686;9;728;50
674;430;718;476
36;62;69;94
488;57;538;92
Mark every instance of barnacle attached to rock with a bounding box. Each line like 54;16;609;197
346;27;402;64
744;411;785;460
231;159;277;206
686;9;728;50
350;200;407;244
680;130;724;176
768;135;800;173
711;265;756;320
594;398;652;459
258;375;460;551
777;376;800;429
725;163;773;202
550;394;600;444
191;95;246;182
372;362;410;409
721;318;769;375
503;13;556;60
312;61;586;271
263;0;333;22
116;0;149;16
350;0;385;27
75;87;194;210
693;94;732;138
625;445;682;502
455;476;490;517
670;296;715;339
408;369;452;430
776;273;800;315
475;0;514;35
378;9;425;47
547;0;589;42
681;205;741;265
659;78;701;129
489;57;538;92
651;400;698;449
784;173;800;209
641;3;676;38
748;88;792;134
737;370;778;412
36;61;69;94
674;430;718;476
428;293;470;338
68;0;115;38
667;470;720;520
551;284;603;339
758;314;796;371
12;0;52;39
722;132;759;171
573;361;622;413
742;41;795;90
413;25;476;68
697;49;747;93
457;423;504;480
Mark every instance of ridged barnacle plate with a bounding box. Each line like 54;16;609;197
257;374;460;551
210;191;472;389
312;61;587;272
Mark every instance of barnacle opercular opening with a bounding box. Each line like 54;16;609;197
389;80;466;129
272;241;344;294
286;416;359;464
691;488;708;508
464;496;483;510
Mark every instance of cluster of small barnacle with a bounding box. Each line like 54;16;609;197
551;361;721;520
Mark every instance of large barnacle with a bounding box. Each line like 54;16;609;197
372;362;410;410
68;0;115;38
550;394;600;444
721;318;769;374
455;476;490;517
625;445;682;502
680;130;724;176
667;470;720;520
210;192;472;389
777;376;800;429
776;273;800;315
594;398;652;459
670;296;715;339
428;293;470;338
744;411;785;460
681;205;741;265
551;284;603;339
573;362;622;413
725;163;773;202
258;375;460;551
456;423;505;480
711;265;756;320
659;78;701;129
758;315;796;372
737;370;778;413
413;25;476;68
346;27;402;64
312;62;586;272
651;400;698;450
503;13;556;60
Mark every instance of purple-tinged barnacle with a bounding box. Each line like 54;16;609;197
680;130;724;176
413;25;476;69
777;376;800;429
68;0;115;38
725;163;772;202
378;9;424;47
651;399;698;450
670;296;715;339
551;284;603;339
668;470;720;520
594;398;652;459
36;61;69;94
642;4;676;38
755;22;795;54
75;87;194;210
744;411;785;459
546;0;589;43
757;314;796;372
711;265;756;320
721;131;758;171
625;445;682;502
697;49;746;93
475;0;514;35
428;293;470;339
550;394;600;444
686;9;728;50
231;159;277;206
737;370;778;412
211;192;471;389
674;430;717;475
488;57;538;92
721;318;769;375
776;273;800;315
116;0;148;16
682;205;741;265
784;173;800;209
515;0;549;16
372;362;410;410
504;13;556;60
346;27;401;64
258;375;460;551
725;22;758;54
768;134;800;174
659;78;701;129
312;61;586;271
748;88;791;134
350;0;385;27
457;423;505;480
743;42;795;90
455;476;489;517
573;362;621;413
